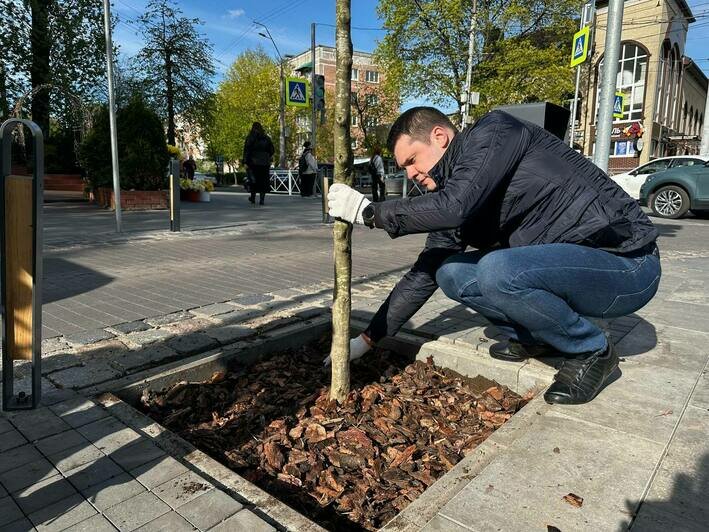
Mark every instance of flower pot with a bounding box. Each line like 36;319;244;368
185;190;201;202
198;191;211;202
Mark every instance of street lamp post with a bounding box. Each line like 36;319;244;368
255;22;287;169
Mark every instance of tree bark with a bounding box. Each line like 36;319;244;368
166;50;176;145
329;0;354;403
29;0;51;137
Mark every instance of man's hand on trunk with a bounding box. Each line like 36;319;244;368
328;183;371;224
323;333;373;366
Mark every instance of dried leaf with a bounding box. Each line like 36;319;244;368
562;493;584;508
304;423;327;444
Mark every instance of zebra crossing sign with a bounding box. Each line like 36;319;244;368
286;77;309;107
613;93;625;119
570;27;590;67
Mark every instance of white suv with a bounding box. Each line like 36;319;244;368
611;155;709;200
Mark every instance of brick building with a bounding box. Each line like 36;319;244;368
287;45;398;158
577;0;707;174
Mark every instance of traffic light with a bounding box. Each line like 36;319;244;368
313;74;325;123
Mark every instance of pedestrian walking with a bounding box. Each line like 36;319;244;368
327;107;661;406
243;122;275;206
369;146;386;202
298;141;318;197
182;155;197;180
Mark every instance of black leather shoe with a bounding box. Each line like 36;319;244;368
544;341;619;405
489;340;558;362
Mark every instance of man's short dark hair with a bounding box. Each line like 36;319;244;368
387;107;456;153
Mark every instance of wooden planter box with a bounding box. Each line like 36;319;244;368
182;190;210;202
92;187;168;211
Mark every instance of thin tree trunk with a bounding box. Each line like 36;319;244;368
0;62;8;120
30;0;51;137
329;0;354;403
166;51;176;145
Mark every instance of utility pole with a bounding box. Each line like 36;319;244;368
593;0;624;173
255;22;287;168
701;92;709;156
461;0;478;127
102;0;122;232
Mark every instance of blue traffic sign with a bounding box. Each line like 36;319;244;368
286;77;309;107
570;27;590;67
613;93;624;119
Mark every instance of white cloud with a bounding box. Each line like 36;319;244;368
226;9;245;18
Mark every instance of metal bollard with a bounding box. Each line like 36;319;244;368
169;158;180;232
1;119;44;410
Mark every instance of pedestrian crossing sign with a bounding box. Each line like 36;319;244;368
286;77;309;107
613;92;624;119
570;26;590;67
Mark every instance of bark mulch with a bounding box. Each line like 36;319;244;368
140;339;531;530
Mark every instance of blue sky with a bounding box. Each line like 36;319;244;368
112;0;709;110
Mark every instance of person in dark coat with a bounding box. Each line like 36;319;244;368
182;155;197;180
243;122;275;205
298;141;318;197
326;107;661;406
369;146;386;202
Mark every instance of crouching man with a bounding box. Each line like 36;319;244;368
327;107;660;405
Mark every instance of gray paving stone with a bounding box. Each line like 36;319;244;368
129;455;189;490
108;438;165;471
48;361;123;390
80;472;146;511
3;517;35;532
0;429;27;452
0;417;14;434
49;398;109;428
29;492;97;531
230;293;273;306
76;417;142;454
204;324;253;345
42;352;84;374
153;471;213;510
48;443;104;474
209;509;275;532
0;443;43;474
189;303;236;317
41;337;71;355
144;312;193;327
421;514;471;531
123;329;174;346
36;429;90;456
104;491;171;531
0;495;25;527
0;457;59;492
112;345;179;372
13;475;77;515
175;489;242;530
9;407;71;441
65;456;124;491
65;513;118;532
111;321;152;334
65;329;115;346
165;333;218;356
135;511;195;532
211;309;261;325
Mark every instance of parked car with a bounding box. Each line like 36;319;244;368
639;160;709;218
611;155;709;200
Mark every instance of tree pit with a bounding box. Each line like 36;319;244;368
139;338;531;530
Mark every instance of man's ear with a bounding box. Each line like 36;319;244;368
430;125;453;149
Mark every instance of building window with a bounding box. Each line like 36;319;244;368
351;138;358;149
351;114;358;126
365;94;378;106
596;43;648;123
351;68;359;81
365;70;379;83
365;117;378;128
610;140;637;157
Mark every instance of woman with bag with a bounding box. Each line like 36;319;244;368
242;122;275;205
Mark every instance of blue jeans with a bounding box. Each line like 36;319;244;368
435;243;661;354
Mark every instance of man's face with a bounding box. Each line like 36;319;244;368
393;125;453;191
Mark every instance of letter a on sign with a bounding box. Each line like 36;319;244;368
286;77;309;107
570;26;590;67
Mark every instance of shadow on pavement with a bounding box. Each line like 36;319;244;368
42;257;114;305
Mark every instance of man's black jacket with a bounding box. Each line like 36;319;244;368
365;110;658;343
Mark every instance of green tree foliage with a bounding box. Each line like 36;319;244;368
79;96;169;191
0;0;106;130
376;0;577;117
203;48;291;169
132;0;215;146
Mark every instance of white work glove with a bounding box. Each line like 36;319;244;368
323;334;372;366
328;183;371;224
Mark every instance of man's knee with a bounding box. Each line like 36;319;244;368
476;250;524;297
436;256;466;299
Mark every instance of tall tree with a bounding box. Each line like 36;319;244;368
376;0;577;116
0;0;105;132
202;48;293;170
329;0;354;403
133;0;214;145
